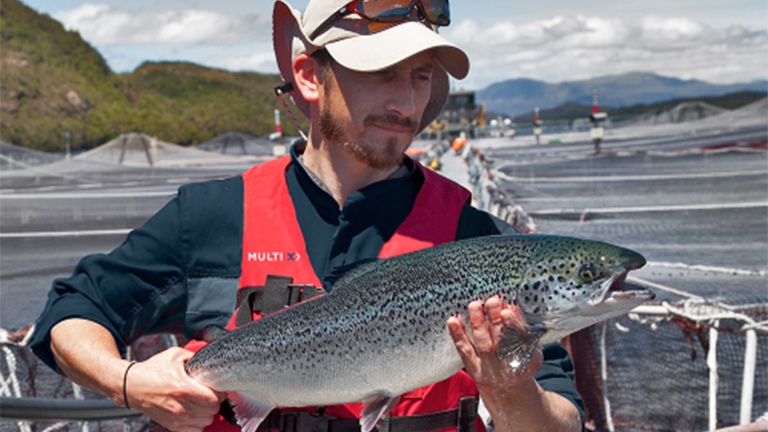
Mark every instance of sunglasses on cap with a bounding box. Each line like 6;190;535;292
309;0;450;41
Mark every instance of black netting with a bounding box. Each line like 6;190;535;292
0;335;173;432
478;131;768;430
571;307;768;432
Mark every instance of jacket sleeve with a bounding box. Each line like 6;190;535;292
31;177;244;372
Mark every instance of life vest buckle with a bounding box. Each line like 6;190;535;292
235;275;326;327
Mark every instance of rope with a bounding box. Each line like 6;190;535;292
1;346;33;432
40;423;69;432
1;346;23;399
626;276;705;301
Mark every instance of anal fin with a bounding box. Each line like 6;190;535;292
497;323;547;374
228;392;275;432
360;394;400;432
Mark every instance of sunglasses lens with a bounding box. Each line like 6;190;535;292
355;0;450;25
356;0;413;22
421;0;450;26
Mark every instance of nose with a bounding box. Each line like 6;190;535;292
385;75;417;118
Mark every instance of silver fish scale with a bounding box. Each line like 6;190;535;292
185;234;644;408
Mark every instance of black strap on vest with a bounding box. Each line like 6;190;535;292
377;397;478;432
251;397;478;432
235;275;326;327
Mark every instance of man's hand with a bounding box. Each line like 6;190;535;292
447;296;543;392
447;297;581;432
123;348;227;432
51;319;226;432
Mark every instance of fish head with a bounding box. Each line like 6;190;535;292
516;236;654;329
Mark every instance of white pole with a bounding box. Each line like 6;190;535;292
708;322;719;431
740;329;758;424
601;320;615;432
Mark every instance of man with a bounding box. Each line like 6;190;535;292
31;0;584;431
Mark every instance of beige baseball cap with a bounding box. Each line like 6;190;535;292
273;0;470;133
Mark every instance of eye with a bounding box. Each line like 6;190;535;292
578;263;602;284
414;71;431;82
375;68;396;81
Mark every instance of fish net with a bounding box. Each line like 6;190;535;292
566;299;768;431
467;135;768;431
0;333;174;432
3;128;767;432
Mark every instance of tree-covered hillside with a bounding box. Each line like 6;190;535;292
0;0;302;152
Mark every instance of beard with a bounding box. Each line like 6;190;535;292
319;100;418;171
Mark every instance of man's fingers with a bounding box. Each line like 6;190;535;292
467;300;486;330
500;302;528;331
447;315;482;377
484;296;504;326
170;348;227;407
447;316;471;353
123;348;227;432
182;375;228;408
468;300;497;354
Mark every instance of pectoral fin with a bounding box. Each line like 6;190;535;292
360;394;400;432
497;323;547;374
228;392;275;432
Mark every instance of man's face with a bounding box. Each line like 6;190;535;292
318;50;436;170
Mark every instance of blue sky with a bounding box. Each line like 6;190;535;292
21;0;768;90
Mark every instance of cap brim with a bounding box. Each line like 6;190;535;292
325;21;469;80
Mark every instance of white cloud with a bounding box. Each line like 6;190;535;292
206;50;278;74
445;15;767;87
54;3;270;46
50;4;767;86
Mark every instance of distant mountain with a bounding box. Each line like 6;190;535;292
511;91;768;123
478;72;768;117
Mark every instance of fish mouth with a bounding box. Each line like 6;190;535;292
607;272;655;301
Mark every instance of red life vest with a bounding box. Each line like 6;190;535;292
203;156;484;432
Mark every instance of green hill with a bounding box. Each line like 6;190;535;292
0;0;301;152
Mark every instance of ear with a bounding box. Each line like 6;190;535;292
293;53;321;103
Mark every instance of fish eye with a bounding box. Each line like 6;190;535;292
578;263;601;284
